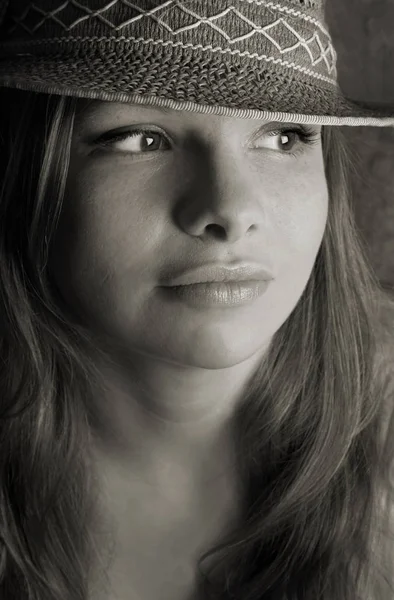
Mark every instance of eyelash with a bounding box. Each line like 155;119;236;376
93;125;321;158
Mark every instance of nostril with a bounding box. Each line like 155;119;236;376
205;224;226;239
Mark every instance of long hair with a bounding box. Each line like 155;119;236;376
0;88;393;600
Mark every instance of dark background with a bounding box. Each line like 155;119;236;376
326;0;394;293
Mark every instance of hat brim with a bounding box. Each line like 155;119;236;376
0;49;394;127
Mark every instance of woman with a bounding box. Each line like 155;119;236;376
0;0;393;599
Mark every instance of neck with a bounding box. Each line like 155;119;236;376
90;347;266;475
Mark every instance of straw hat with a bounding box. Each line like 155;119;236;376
0;0;393;126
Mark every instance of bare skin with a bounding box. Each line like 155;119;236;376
49;99;328;599
89;423;241;600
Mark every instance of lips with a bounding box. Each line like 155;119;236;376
161;262;274;287
162;279;272;308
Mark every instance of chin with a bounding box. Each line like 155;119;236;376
155;335;269;370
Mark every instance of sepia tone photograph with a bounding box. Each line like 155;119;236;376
0;1;393;599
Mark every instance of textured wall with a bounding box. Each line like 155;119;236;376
325;0;394;291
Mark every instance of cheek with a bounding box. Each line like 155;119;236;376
257;166;328;333
57;163;164;275
270;163;329;259
48;168;134;315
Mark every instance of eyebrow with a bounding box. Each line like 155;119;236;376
142;105;177;115
124;104;176;115
78;101;180;123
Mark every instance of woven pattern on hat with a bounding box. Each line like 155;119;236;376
2;0;337;84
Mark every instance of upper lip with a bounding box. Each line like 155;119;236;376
161;262;274;286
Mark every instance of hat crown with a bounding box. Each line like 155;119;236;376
0;0;337;83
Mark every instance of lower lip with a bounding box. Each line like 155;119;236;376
160;280;272;308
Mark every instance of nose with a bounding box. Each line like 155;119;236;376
174;134;266;244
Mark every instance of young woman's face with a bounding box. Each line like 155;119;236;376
50;100;329;369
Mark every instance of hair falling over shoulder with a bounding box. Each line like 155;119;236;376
0;88;393;600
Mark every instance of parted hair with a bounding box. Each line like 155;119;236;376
0;87;393;600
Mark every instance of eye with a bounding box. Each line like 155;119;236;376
93;128;171;154
254;127;321;157
92;124;321;158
